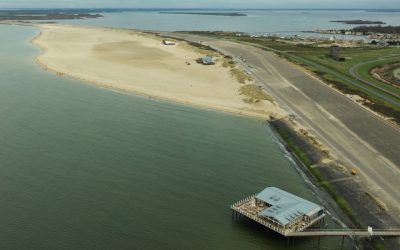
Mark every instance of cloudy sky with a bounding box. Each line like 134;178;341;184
0;0;399;9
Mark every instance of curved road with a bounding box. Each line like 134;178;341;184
349;55;400;100
242;41;400;107
288;54;400;106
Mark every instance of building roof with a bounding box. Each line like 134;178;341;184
255;187;322;226
163;40;176;45
201;56;214;64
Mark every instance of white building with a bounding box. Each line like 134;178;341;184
162;40;176;46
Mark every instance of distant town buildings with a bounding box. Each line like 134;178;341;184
315;29;400;45
316;29;365;36
202;30;399;48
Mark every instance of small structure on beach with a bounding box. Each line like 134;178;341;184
199;56;215;65
162;39;176;45
232;187;325;236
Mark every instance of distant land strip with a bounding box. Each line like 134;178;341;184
330;20;386;24
353;25;400;33
160;12;247;17
0;11;102;21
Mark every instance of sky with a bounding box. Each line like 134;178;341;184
0;0;399;9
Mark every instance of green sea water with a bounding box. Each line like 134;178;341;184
0;25;350;249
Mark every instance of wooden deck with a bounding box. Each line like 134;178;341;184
232;195;400;239
231;195;325;236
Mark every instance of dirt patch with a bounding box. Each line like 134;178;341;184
370;62;400;87
394;68;400;80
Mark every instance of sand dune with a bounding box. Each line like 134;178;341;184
33;24;285;119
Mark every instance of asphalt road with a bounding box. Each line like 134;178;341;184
165;33;400;216
236;40;400;106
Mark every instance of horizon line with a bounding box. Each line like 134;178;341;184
0;8;399;11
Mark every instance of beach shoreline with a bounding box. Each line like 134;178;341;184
31;24;286;120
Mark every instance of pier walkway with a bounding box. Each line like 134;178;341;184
287;229;400;237
231;191;400;239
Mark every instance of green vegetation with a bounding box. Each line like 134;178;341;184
372;242;386;250
160;34;219;55
272;44;400;99
218;55;253;84
353;25;400;34
270;121;363;228
239;84;272;103
323;183;359;227
231;68;252;84
184;30;398;250
331;20;385;25
218;55;250;84
226;35;400;122
294;49;400;95
270;122;314;167
184;30;400;121
186;40;218;53
221;55;236;68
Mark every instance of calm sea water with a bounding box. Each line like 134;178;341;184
0;24;352;249
60;9;400;36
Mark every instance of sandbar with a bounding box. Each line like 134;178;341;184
32;24;285;119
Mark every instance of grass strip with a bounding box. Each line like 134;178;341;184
270;121;363;228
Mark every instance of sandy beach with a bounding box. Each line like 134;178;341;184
32;24;285;119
